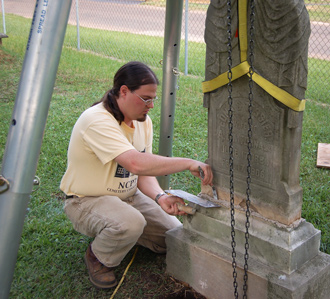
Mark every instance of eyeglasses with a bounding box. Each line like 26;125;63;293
133;92;158;105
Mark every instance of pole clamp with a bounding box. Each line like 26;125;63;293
172;67;180;76
0;175;10;194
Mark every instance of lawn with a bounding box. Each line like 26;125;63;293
0;13;329;298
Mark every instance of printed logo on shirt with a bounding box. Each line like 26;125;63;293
115;164;130;178
114;148;146;179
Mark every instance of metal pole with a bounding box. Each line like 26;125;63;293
76;0;80;50
0;0;72;298
184;0;188;75
158;0;184;189
1;0;6;34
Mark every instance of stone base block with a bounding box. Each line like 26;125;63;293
166;227;330;299
183;207;321;274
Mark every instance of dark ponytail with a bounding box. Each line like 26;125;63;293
100;61;159;124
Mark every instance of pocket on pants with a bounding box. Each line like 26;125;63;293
64;199;95;237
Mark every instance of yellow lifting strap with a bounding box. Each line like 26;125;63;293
239;0;248;62
202;61;250;94
252;72;306;111
202;0;306;112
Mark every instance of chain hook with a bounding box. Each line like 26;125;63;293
172;67;180;76
172;67;180;90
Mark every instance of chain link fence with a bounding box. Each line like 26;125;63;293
1;0;329;101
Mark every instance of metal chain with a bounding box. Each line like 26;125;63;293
226;1;238;298
242;0;255;298
227;0;256;298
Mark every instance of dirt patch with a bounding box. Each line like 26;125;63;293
0;48;15;64
111;246;207;299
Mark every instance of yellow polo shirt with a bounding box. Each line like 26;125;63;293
60;103;153;199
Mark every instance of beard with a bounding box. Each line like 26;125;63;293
136;114;147;122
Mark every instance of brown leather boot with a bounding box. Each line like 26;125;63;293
83;244;118;289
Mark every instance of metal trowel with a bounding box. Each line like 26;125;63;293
165;189;221;214
165;167;220;215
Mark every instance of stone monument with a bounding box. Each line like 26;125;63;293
166;0;330;298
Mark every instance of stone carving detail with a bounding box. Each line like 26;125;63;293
255;0;310;95
203;0;311;225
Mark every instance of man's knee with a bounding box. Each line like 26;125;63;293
102;209;146;240
121;211;146;238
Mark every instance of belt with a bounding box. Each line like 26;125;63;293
66;195;79;199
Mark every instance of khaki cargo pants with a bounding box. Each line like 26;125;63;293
64;190;182;267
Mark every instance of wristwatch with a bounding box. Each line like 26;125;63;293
155;192;167;205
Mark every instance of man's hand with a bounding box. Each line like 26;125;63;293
158;195;187;216
189;162;214;186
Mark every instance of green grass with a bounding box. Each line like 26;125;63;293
63;22;206;78
306;2;330;23
300;100;330;253
0;14;329;298
306;58;330;103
